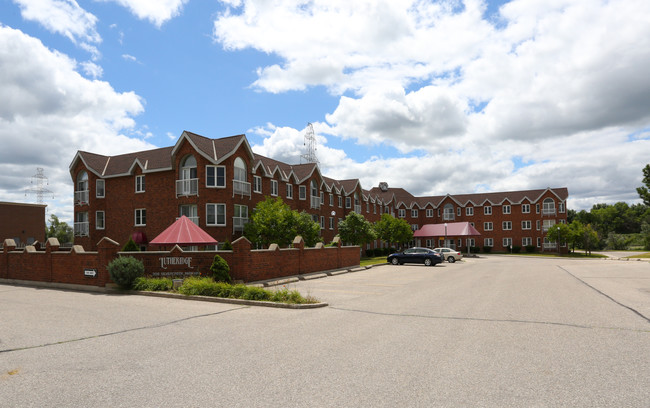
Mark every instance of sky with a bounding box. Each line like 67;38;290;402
1;0;649;225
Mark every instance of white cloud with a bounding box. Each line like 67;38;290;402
80;61;103;78
0;25;153;223
12;0;101;56
103;0;189;27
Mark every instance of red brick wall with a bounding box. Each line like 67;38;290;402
1;236;360;287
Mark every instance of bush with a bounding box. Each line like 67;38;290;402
122;238;140;252
470;246;481;253
525;245;536;253
365;249;375;257
482;246;492;253
177;277;315;304
210;254;231;283
241;286;271;301
132;277;173;291
108;256;144;289
512;245;521;253
221;240;233;250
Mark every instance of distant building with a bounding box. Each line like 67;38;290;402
69;131;568;252
0;202;47;247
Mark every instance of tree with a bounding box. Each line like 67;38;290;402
637;164;650;206
337;212;376;246
581;224;600;255
373;213;413;249
46;214;73;244
244;197;321;247
546;223;571;253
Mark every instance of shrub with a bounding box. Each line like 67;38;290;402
132;277;173;291
122;238;140;252
512;245;521;253
470;246;481;254
241;286;271;301
108;256;144;289
221;240;233;250
482;246;492;253
525;245;536;253
210;254;231;283
365;249;375;257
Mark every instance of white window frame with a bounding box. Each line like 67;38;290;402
206;165;226;188
329;217;334;230
329;194;334;207
522;220;532;230
271;180;278;196
484;222;493;231
484;206;492;215
411;209;418;218
503;237;512;247
253;176;262;194
426;209;434;217
96;179;105;198
95;211;105;230
206;203;226;226
503;205;511;214
338;196;343;208
522;204;530;213
522;237;532;246
503;221;512;230
466;207;474;216
135;208;146;226
345;197;352;209
484;238;493;247
457;207;461;216
398;209;406;218
299;185;307;200
286;184;293;199
135;175;145;193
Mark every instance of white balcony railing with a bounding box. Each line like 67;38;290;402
543;242;557;249
233;180;251;197
233;217;249;233
176;179;198;197
311;196;321;209
542;208;556;216
74;190;89;205
74;222;89;237
354;205;362;214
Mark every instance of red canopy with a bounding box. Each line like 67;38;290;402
413;222;481;238
149;216;218;246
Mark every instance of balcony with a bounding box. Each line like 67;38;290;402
354;205;362;214
233;180;251;197
74;190;89;205
176;179;198;197
311;196;321;209
74;222;89;237
542;208;556;216
233;217;249;233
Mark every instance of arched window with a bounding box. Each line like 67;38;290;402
354;192;360;213
310;180;319;209
75;171;89;204
234;157;247;182
180;155;197;180
543;198;555;215
443;203;455;220
233;157;251;197
177;155;198;196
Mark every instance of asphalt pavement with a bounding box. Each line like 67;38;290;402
1;256;649;407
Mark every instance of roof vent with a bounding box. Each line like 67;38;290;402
379;182;388;192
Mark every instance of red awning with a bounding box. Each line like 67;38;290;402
413;222;481;238
149;216;218;246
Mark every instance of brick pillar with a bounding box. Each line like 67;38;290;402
45;237;61;283
331;236;342;268
292;235;305;274
97;237;120;287
231;236;252;282
1;239;16;279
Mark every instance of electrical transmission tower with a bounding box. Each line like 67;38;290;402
26;167;54;206
300;123;319;164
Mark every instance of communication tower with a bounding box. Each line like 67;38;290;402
300;123;319;164
25;167;54;206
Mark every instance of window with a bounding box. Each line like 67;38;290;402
271;180;278;196
443;204;455;220
467;238;475;247
135;209;146;226
329;194;334;206
484;206;492;215
320;216;325;229
457;207;461;216
522;237;532;246
135;175;145;193
310;180;320;209
179;205;198;224
411;209;418;218
96;179;105;198
466;207;474;216
503;205;511;214
345;197;351;209
74;212;88;236
426;209;434;217
522;204;530;213
484;238;493;247
484;222;493;231
537;237;541;247
502;221;512;230
536;220;541;230
398;209;406;218
522;220;532;230
338;196;343;208
411;224;419;231
536;203;540;214
95;211;105;230
542;198;555;215
177;155;198;196
329;217;334;230
503;238;512;247
299;185;307;200
206;165;225;188
75;171;89;204
559;202;565;213
253;176;262;193
543;219;555;231
233;158;250;197
286;184;293;199
233;205;249;232
206;204;226;226
374;204;377;214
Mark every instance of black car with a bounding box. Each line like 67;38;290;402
387;247;443;266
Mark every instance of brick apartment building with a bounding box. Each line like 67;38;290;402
0;201;46;247
69;131;568;252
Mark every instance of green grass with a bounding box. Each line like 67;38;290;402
136;276;318;304
625;252;650;258
360;256;389;266
501;252;608;258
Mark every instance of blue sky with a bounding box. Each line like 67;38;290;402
1;0;649;224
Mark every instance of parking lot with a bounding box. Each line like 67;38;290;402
2;256;649;407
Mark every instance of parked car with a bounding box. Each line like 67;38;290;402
387;247;443;266
433;247;463;263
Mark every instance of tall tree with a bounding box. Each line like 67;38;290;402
373;213;413;249
637;164;650;206
337;212;376;247
244;197;320;247
46;214;73;244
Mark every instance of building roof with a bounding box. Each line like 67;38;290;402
149;215;218;246
413;222;482;238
